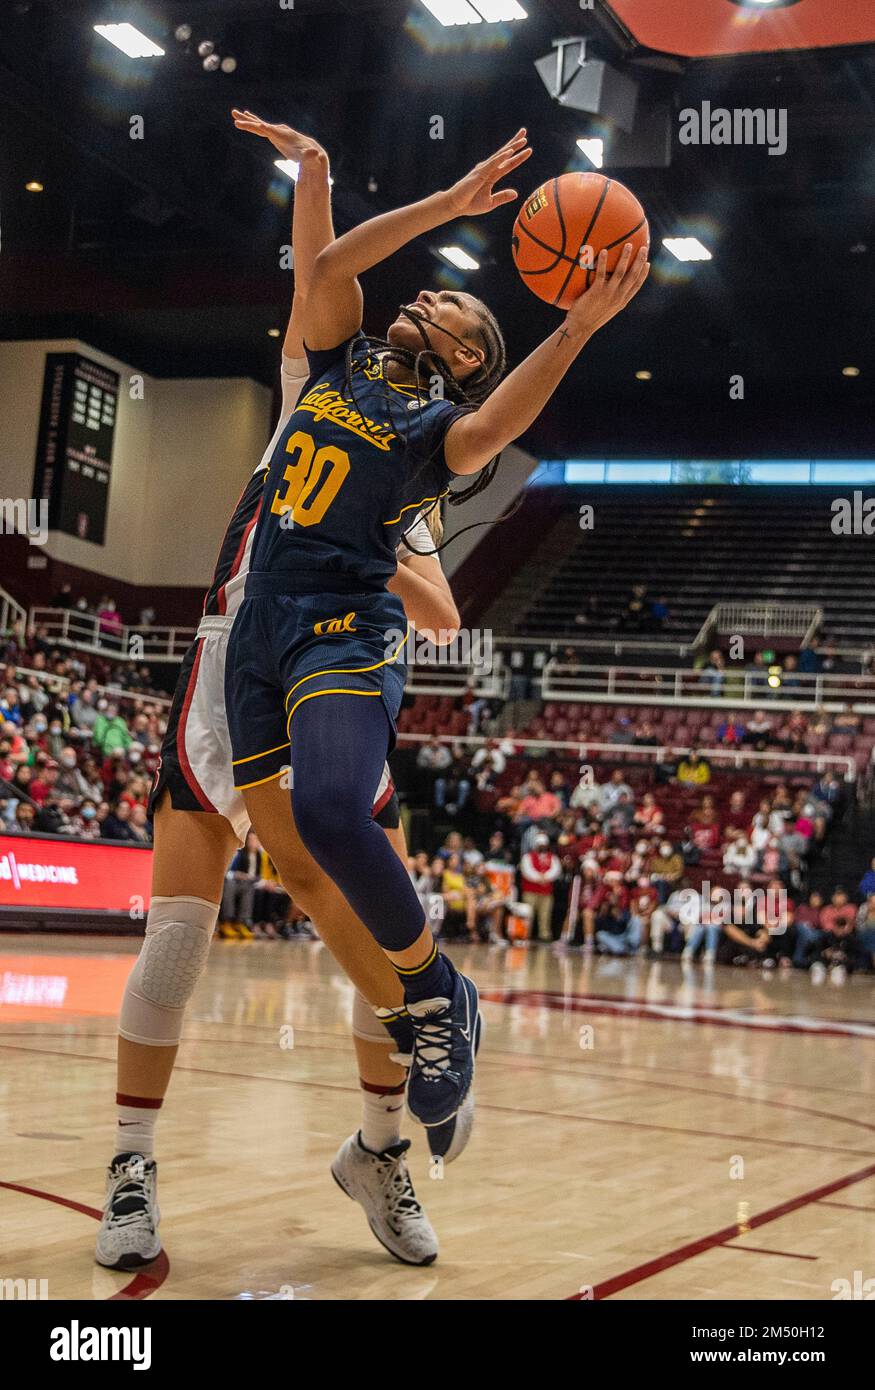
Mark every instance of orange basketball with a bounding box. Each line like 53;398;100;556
512;172;649;310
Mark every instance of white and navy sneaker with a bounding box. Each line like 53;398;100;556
424;1008;483;1163
406;956;479;1131
95;1152;161;1270
330;1132;438;1266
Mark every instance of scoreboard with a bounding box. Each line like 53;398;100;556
32;352;120;545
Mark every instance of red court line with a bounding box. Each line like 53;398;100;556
481;989;875;1041
0;1179;169;1299
724;1244;818;1261
570;1160;875;1300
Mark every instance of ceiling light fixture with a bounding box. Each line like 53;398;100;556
842;366;860;377
635;370;652;381
93;23;165;58
419;0;526;25
662;237;712;262
439;246;480;270
25;180;44;192
576;138;604;169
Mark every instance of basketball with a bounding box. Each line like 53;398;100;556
511;172;650;309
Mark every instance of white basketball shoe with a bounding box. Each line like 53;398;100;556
330;1132;438;1266
95;1152;161;1269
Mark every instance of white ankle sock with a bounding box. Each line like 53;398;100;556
115;1098;160;1159
359;1080;405;1154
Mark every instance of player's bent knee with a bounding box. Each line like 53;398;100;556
119;895;218;1047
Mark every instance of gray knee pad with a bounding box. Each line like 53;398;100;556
119;895;218;1046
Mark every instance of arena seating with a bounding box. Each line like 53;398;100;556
481;485;875;648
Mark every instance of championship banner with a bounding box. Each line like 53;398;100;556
32;352;120;545
0;835;151;915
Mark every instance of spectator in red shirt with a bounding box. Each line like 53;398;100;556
29;761;59;806
514;777;562;835
520;833;562;943
689;796;721;851
814;889;858;978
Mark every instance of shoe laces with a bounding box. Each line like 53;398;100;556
411;1007;454;1080
377;1146;423;1221
105;1158;154;1231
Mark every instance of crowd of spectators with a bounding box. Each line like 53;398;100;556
0;633;168;843
400;752;873;975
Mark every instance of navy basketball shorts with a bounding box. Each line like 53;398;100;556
226;588;409;792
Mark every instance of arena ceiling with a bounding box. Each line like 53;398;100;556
1;0;874;459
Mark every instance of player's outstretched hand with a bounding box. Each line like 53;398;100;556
443;129;532;217
231;109;329;175
566;243;650;337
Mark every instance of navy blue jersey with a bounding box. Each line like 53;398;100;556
246;333;469;596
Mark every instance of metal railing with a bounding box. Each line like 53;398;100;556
540;660;875;711
395;732;857;782
28;607;196;662
694;601;823;651
12;661;172;710
0;585;26;639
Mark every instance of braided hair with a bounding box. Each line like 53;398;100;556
341;295;514;555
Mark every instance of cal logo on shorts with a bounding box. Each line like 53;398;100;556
524;186;547;221
313;611;358;636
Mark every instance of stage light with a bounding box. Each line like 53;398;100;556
662;237;712;262
203;53;220;71
367;176;378;193
93;23;164;58
267;328;281;338
635;370;652;381
275;159;334;187
220;56;237;73
842;366;861;377
174;24;192;41
25;181;44;192
198;40;215;56
439;246;479;270
576;138;604;169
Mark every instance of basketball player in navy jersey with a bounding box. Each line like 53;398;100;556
95;120;466;1274
226;128;649;1137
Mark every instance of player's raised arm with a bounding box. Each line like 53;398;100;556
231;110;335;358
305;130;532;351
444;242;650;477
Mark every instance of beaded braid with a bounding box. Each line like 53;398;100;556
341;297;511;555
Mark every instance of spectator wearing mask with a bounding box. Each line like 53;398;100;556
647;839;684;901
55;749;91;799
520;833;561;944
70;798;101;838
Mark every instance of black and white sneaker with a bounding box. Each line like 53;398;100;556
94;1152;160;1270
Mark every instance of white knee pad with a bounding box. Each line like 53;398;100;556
351;989;396;1046
119;895;218;1046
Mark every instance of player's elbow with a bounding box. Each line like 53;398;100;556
431;596;460;646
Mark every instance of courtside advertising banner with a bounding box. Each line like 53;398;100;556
0;835;151;914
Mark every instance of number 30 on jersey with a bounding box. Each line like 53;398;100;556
270;429;350;528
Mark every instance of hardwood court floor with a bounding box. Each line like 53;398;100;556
1;933;874;1301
